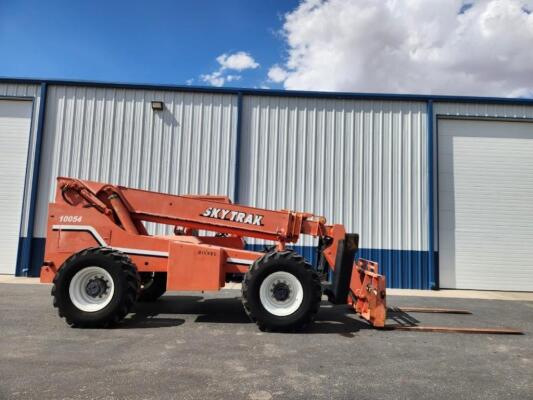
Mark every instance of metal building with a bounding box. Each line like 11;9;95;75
1;77;532;291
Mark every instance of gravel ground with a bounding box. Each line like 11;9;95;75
0;283;532;400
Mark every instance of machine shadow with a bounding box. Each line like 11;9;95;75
122;294;375;335
119;315;186;329
386;308;421;327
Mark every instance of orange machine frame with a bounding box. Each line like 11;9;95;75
41;177;387;327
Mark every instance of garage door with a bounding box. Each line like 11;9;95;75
438;119;533;291
0;100;33;274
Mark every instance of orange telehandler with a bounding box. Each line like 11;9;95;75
40;177;386;331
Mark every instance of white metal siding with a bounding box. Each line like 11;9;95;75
434;103;533;120
0;83;41;237
240;96;428;251
35;85;238;236
0;100;33;273
438;119;533;291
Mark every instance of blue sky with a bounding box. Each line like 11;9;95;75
2;0;532;96
0;0;298;88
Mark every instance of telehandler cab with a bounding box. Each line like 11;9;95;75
41;177;387;331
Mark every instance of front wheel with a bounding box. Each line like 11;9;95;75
242;250;321;332
52;247;140;327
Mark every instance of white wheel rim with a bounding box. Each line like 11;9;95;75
69;266;115;312
259;271;304;317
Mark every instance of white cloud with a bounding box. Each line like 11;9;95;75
226;75;242;82
185;78;194;85
267;65;289;83
217;52;259;71
201;51;258;87
274;0;533;96
200;71;225;87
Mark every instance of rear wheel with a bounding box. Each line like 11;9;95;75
52;247;140;327
242;250;321;332
139;272;167;302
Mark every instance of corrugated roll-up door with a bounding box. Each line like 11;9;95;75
0;100;33;274
438;119;533;291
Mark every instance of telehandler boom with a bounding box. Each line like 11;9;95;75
41;177;386;331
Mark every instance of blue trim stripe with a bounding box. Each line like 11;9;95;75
13;96;37;276
245;244;432;290
18;237;46;277
16;83;47;276
15;238;25;276
427;100;437;289
2;77;533;106
26;239;433;287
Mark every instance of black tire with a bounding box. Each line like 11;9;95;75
52;247;140;328
242;250;321;332
138;272;167;302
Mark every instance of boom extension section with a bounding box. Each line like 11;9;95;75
41;177;387;330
